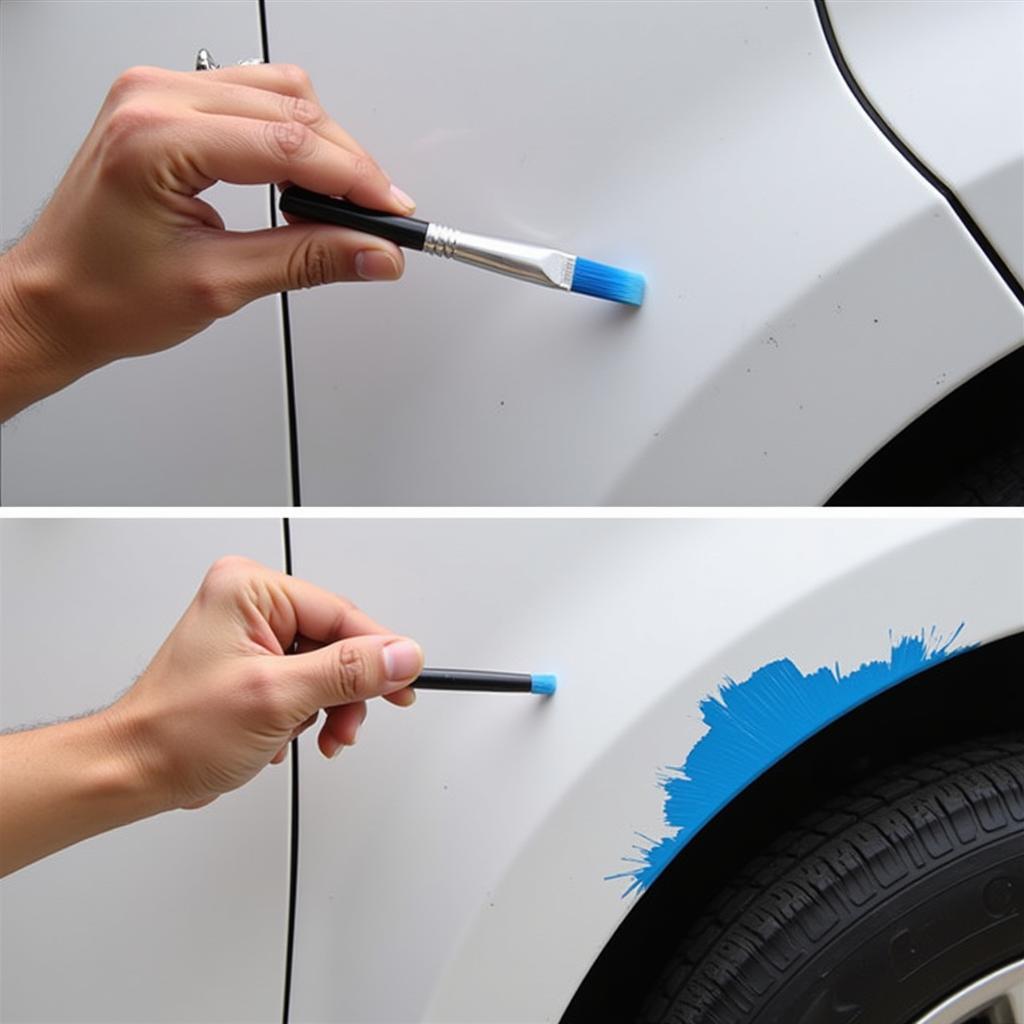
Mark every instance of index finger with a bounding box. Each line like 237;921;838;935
216;559;393;652
188;65;374;161
197;63;327;104
183;112;406;212
278;574;391;643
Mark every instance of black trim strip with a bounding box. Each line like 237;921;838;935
278;293;302;507
280;517;299;1024
258;0;303;507
815;0;1024;306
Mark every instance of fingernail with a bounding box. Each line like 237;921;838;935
389;183;416;212
383;639;422;683
329;744;344;759
355;250;401;281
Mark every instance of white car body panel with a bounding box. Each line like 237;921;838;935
830;0;1024;282
0;520;289;1023
272;0;1023;506
0;1;291;505
287;517;1024;1022
1;0;1021;505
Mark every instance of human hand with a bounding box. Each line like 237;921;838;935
105;556;422;813
0;556;420;876
0;63;414;419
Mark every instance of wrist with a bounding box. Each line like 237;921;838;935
0;246;90;419
96;701;175;819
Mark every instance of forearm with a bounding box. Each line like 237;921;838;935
0;248;86;421
0;711;157;877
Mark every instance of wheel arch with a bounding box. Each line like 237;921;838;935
828;341;1024;505
561;629;1024;1023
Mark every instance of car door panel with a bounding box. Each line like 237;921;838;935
0;1;290;506
0;519;290;1023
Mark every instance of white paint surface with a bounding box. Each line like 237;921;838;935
268;0;1023;505
2;520;1022;1022
0;1;291;505
2;0;1021;505
0;520;290;1023
830;0;1024;282
286;518;1024;1023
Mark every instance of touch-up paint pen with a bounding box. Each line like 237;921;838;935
412;668;557;695
279;186;646;307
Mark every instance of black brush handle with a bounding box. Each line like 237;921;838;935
412;669;532;692
279;186;429;250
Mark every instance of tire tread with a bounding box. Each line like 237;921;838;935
637;736;1024;1024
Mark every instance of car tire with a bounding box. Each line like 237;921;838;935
924;436;1024;506
636;736;1024;1024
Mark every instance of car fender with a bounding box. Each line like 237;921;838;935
285;518;1024;1022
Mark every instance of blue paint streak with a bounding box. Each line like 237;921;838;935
607;627;973;897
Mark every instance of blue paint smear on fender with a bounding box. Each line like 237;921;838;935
608;626;973;897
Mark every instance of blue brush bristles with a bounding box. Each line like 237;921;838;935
570;257;646;307
530;674;558;695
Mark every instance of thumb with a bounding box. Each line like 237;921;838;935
205;223;404;307
274;635;423;713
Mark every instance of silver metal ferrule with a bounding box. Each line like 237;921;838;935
423;223;576;292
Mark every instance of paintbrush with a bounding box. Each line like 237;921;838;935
279;186;646;307
412;668;557;695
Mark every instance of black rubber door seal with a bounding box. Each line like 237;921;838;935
815;0;1024;306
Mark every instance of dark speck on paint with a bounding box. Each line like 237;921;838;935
499;400;505;407
836;304;842;313
762;450;768;456
873;318;879;324
653;431;660;438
